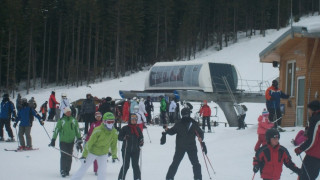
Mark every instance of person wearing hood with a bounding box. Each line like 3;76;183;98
71;112;118;180
59;93;70;118
14;98;44;150
295;100;320;180
0;93;17;142
163;108;204;180
118;114;144;180
253;129;301;179
49;107;82;177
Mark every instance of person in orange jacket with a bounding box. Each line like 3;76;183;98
254;109;274;151
199;100;211;133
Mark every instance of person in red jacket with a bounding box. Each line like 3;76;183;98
121;99;130;123
48;91;60;121
254;109;274;151
295;100;320;180
253;129;301;180
199;100;212;132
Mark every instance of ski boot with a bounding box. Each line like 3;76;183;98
208;130;212;133
95;172;98;176
17;146;25;150
60;170;67;177
24;146;33;150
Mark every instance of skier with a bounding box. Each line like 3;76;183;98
28;97;37;122
160;96;167;128
0;93;17;142
234;103;246;130
118;114;144;180
254;109;274;151
199;100;212;133
253;129;301;179
294;100;320;180
98;96;113;115
164;108;204;180
81;93;96;134
48;91;60;121
144;96;153;125
59;93;70;118
122;99;130;123
265;80;290;129
49;107;82;177
39;101;48;121
169;98;177;124
133;105;147;132
71;112;118;180
13;98;44;150
16;93;22;112
138;98;147;124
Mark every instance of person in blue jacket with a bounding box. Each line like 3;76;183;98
0;93;17;142
14;98;44;150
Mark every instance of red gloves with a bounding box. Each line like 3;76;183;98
295;147;303;155
144;113;148;117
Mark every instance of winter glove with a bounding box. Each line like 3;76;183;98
253;165;260;173
201;142;207;154
13;122;17;128
160;132;166;145
40;120;44;126
80;156;86;164
49;139;56;147
294;147;303;155
144;113;148;117
76;139;83;152
112;158;119;163
139;138;144;147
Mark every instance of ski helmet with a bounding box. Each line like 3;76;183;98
307;100;320;112
265;128;280;144
181;108;191;118
103;112;115;121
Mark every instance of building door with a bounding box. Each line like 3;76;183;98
296;76;305;126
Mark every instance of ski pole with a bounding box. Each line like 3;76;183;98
42;125;52;140
299;154;311;180
139;147;142;180
145;126;152;143
252;173;255;180
121;139;128;180
195;131;212;179
50;146;79;160
204;153;216;174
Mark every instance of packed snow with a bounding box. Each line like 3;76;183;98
1;15;319;180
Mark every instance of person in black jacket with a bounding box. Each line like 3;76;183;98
144;96;154;125
81;93;96;134
118;114;144;180
164;108;204;180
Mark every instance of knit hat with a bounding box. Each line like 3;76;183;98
265;128;280;144
262;108;269;117
103;112;115;121
95;111;102;117
307;100;320;112
63;107;71;114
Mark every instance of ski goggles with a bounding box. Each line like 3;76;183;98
103;120;115;124
271;135;279;139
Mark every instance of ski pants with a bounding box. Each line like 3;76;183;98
146;110;152;124
161;111;167;127
18;126;32;147
83;113;95;134
169;112;175;124
254;134;267;151
202;116;211;131
118;149;141;180
0;118;14;138
71;153;108;180
166;148;202;180
41;113;47;121
60;141;74;174
299;155;320;180
238;114;246;129
267;107;282;127
48;108;56;120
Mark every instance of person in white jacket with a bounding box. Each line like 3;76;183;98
138;98;147;122
169;99;177;124
59;93;70;118
134;105;146;132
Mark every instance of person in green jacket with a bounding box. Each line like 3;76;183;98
49;107;82;177
160;95;167;129
70;112;118;180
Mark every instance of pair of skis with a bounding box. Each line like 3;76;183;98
4;148;39;152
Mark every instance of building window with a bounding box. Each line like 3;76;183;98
286;60;296;96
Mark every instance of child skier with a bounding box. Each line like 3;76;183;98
254;109;274;151
253;128;301;179
71;112;118;180
118;114;144;180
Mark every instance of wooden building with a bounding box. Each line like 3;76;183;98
259;26;320;127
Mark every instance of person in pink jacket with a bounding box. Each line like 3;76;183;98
254;109;274;151
85;111;103;175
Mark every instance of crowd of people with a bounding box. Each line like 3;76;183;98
0;82;320;180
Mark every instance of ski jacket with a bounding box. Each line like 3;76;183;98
298;110;320;159
254;144;300;180
28;99;37;109
118;125;143;153
16;97;22;111
59;98;70;118
160;98;167;112
257;115;274;135
85;121;102;142
199;105;211;117
144;99;153;112
169;101;177;113
130;100;138;113
0;100;16;119
166;117;204;151
122;101;130;122
52;116;81;143
49;94;59;109
81;98;96;114
82;124;118;158
234;104;245;116
139;101;147;114
98;101;112;115
16;106;42;127
265;86;289;109
40;103;48;114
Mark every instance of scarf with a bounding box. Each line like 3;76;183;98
128;124;139;137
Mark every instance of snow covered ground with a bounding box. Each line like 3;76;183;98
0;15;319;180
